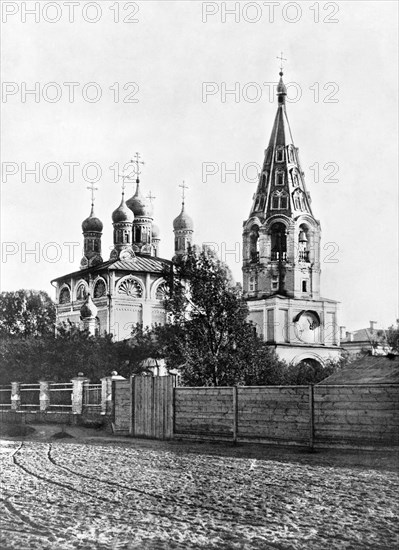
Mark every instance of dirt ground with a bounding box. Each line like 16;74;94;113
0;424;398;549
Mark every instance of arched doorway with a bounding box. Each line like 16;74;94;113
291;356;326;384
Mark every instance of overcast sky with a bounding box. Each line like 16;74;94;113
1;0;398;331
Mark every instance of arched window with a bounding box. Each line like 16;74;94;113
76;284;87;301
59;287;70;304
249;225;260;262
276;146;284;162
94;279;106;298
270;223;287;261
249;276;257;292
261;173;267;191
271;191;288;210
275;171;284;186
298;225;310;262
156;283;167;301
118;277;143;298
134;226;142;242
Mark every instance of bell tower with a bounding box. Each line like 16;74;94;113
242;64;340;367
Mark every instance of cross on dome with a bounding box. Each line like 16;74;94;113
179;181;189;205
86;182;98;206
147;191;156;203
277;51;287;73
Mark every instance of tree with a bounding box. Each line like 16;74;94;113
157;247;287;386
386;321;399;353
0;323;156;385
0;289;55;337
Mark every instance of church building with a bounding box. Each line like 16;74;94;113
242;69;341;367
51;160;194;341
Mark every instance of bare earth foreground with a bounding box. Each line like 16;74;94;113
0;425;398;550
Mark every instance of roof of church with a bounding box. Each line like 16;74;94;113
319;354;399;385
51;254;170;283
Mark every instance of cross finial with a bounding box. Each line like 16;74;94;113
131;152;145;182
147;191;156;203
277;51;287;73
87;182;98;206
179;180;188;205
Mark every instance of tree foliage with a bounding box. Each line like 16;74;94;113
0;323;156;385
157;247;287;386
0;289;55;337
386;322;399;352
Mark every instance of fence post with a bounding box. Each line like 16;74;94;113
11;382;21;411
71;373;90;415
232;385;238;444
101;371;126;415
309;384;315;451
130;375;135;437
39;381;51;412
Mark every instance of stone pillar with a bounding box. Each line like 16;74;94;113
39;381;51;412
71;373;90;415
101;371;126;415
11;382;20;411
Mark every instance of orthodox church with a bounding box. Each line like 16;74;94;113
242;69;341;367
53;65;342;366
51;163;194;341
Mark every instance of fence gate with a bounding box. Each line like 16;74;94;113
131;376;175;439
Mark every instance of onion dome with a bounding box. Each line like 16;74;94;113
126;180;152;217
80;293;98;319
173;204;194;231
152;224;160;239
82;205;103;233
112;196;134;224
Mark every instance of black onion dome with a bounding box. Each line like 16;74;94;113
80;293;98;319
126;181;152;217
112;196;134;224
82;206;103;232
173;204;194;231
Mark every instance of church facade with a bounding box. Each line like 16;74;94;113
242;70;341;367
51;168;194;341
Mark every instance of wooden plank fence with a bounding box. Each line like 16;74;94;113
132;376;174;439
113;376;399;448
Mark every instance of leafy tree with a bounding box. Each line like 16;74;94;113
0;289;55;337
157;247;287;386
0;324;154;385
282;352;356;385
386;321;399;352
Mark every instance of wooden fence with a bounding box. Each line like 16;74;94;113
113;377;399;449
112;377;174;438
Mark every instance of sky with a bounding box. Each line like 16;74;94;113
0;0;398;331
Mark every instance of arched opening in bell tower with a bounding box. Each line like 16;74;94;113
270;222;287;261
249;225;260;262
298;224;310;262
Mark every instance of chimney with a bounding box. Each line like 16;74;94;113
370;321;377;332
339;326;346;340
346;331;354;342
